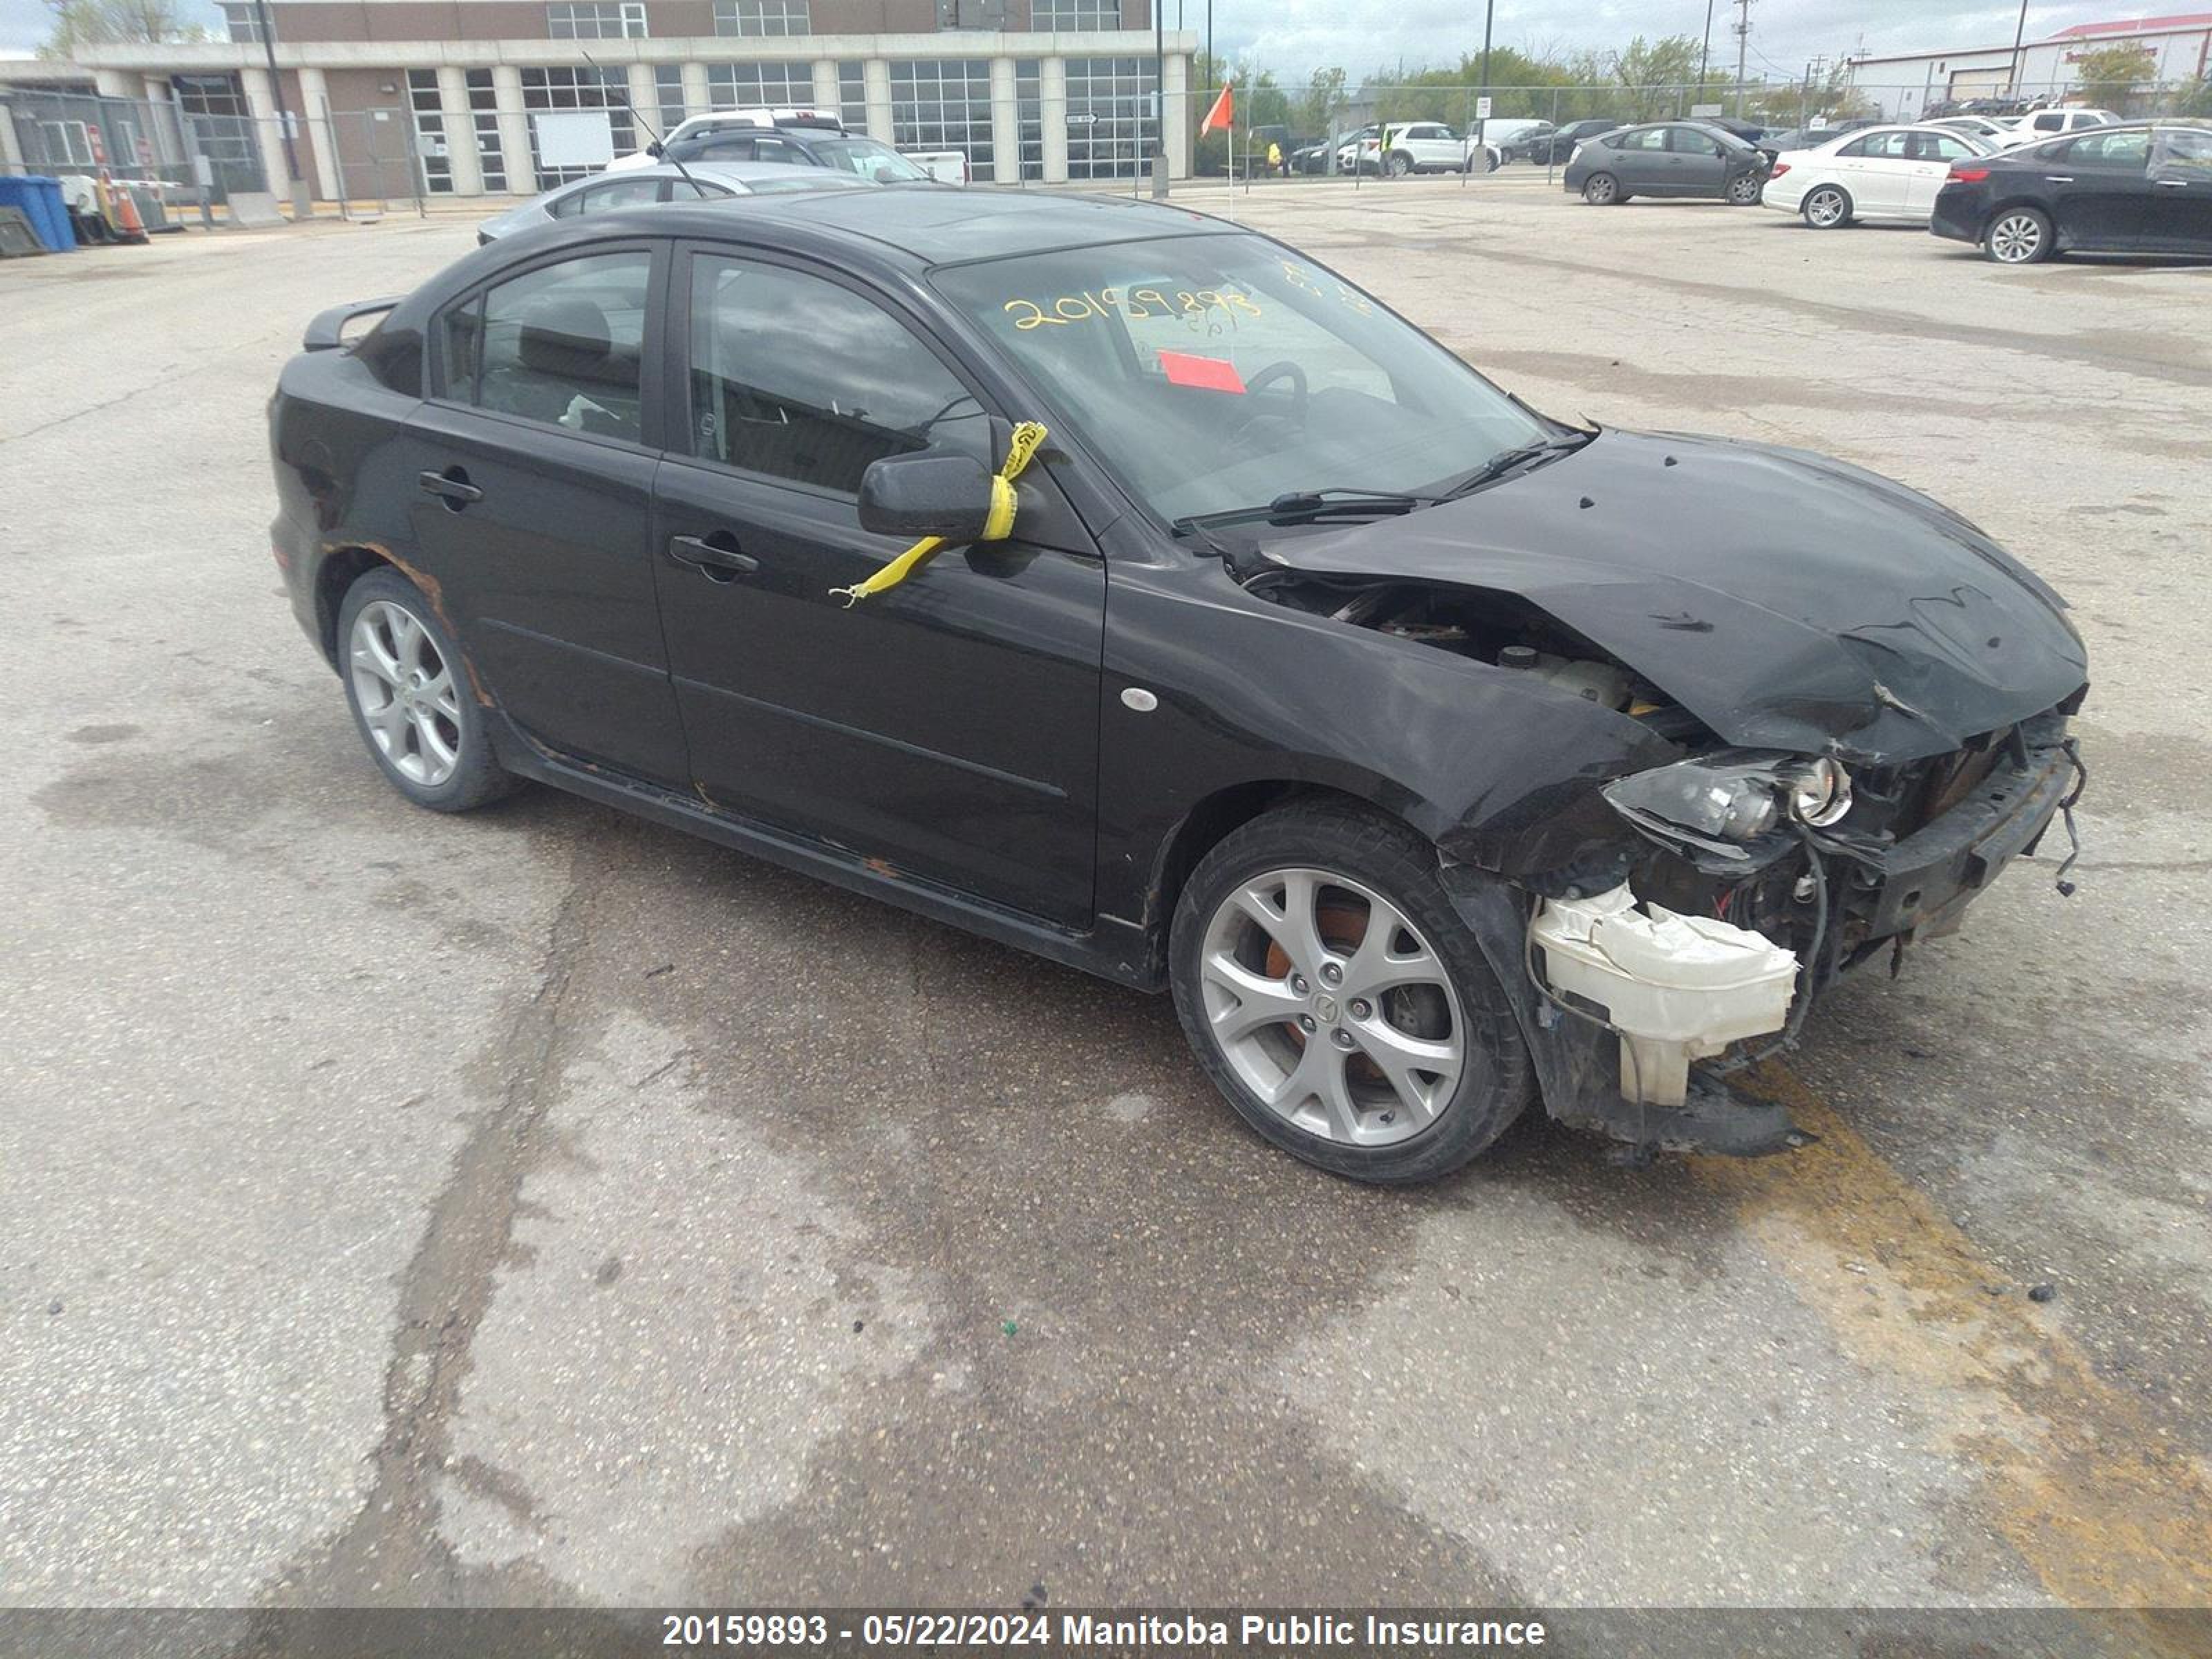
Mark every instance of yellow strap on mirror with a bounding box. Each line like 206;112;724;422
831;421;1048;608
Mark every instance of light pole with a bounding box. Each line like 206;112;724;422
1151;0;1168;197
2007;0;2032;95
252;0;311;216
1698;0;1716;91
1475;0;1494;161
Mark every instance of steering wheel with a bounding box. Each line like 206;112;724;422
1229;359;1309;447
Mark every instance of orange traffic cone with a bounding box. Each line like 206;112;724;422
108;181;150;245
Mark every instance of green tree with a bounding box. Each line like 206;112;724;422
41;0;203;56
2074;41;2157;113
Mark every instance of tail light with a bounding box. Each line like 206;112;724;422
1768;161;1790;178
1949;165;1991;182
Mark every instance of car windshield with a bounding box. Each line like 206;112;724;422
811;138;930;182
935;234;1546;525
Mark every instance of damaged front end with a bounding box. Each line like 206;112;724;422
1227;430;2092;1161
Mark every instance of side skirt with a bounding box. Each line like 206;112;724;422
486;713;1161;993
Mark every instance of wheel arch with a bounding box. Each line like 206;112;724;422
314;545;397;666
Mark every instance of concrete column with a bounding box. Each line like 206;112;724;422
1163;49;1187;180
680;61;711;119
1040;55;1068;184
238;65;296;200
93;68;135;99
294;65;340;200
436;64;483;196
492;64;533;194
812;59;841;114
0;109;24;174
863;57;894;145
988;55;1018;184
626;61;657;156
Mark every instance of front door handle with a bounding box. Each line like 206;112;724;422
2154;178;2191;188
666;532;759;579
2043;175;2074;184
418;467;482;507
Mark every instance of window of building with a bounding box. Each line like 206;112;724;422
1062;55;1153;180
686;254;990;490
218;2;272;44
837;59;868;131
888;57;995;182
466;68;509;193
446;250;652;440
521;66;638;188
713;0;810;35
704;62;816;109
547;1;647;39
171;72;265;195
1029;0;1118;28
406;71;454;194
653;64;687;135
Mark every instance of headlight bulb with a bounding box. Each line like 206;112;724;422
1783;757;1853;827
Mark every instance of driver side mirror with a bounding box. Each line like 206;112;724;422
646;141;664;158
857;451;995;544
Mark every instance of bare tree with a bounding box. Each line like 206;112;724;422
41;0;205;59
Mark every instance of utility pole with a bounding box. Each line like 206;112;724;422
1476;0;1494;159
1731;0;1754;118
2007;0;2031;95
1698;0;1716;93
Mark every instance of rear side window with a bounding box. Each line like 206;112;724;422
2063;129;2152;169
1616;128;1667;152
685;254;990;492
1840;131;1913;159
1667;128;1723;156
438;250;651;442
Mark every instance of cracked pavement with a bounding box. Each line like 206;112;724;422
2;180;2209;1640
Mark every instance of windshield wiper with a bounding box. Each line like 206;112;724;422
1436;431;1594;500
1172;487;1441;536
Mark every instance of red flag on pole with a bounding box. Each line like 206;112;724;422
1201;81;1234;134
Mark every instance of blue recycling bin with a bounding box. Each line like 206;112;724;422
0;176;77;252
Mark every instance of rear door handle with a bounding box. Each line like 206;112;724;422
2043;175;2074;183
418;468;482;506
666;533;759;579
2154;178;2191;188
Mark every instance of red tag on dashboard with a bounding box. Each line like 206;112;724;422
1156;350;1246;393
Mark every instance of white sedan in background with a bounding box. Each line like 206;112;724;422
473;160;865;245
1761;124;1994;228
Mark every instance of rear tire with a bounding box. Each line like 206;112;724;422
1582;171;1620;205
1984;205;2054;264
1387;151;1413;177
1169;801;1534;1184
1726;171;1763;205
1802;184;1852;227
336;567;518;814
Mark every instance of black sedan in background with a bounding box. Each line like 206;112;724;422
1519;118;1624;165
1932;121;2212;263
1564;121;1771;204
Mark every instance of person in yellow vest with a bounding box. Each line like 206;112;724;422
1377;122;1394;176
1266;139;1284;178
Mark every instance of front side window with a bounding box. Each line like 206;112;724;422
443;250;651;442
687;256;991;492
1667;127;1723;156
934;233;1545;525
2155;126;2212;177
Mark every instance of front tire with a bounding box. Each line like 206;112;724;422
1169;802;1534;1183
1984;205;2054;264
1802;184;1852;227
336;567;518;813
1386;151;1413;177
1582;171;1620;205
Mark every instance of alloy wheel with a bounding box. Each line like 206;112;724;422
1197;866;1467;1147
1989;212;2045;263
1584;174;1616;205
349;599;463;787
1806;187;1846;226
1728;173;1762;204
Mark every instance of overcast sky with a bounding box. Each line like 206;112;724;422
0;1;2096;76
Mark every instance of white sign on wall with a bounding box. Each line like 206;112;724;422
1691;102;1724;117
533;111;616;169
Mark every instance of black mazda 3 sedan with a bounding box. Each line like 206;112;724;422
1930;121;2212;263
269;189;2088;1182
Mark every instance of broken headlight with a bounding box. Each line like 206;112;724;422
1603;751;1854;865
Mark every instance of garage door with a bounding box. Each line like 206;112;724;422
1949;69;2009;99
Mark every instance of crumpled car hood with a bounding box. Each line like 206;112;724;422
1275;429;2088;762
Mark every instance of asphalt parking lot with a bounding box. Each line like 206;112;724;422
3;171;2210;1638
